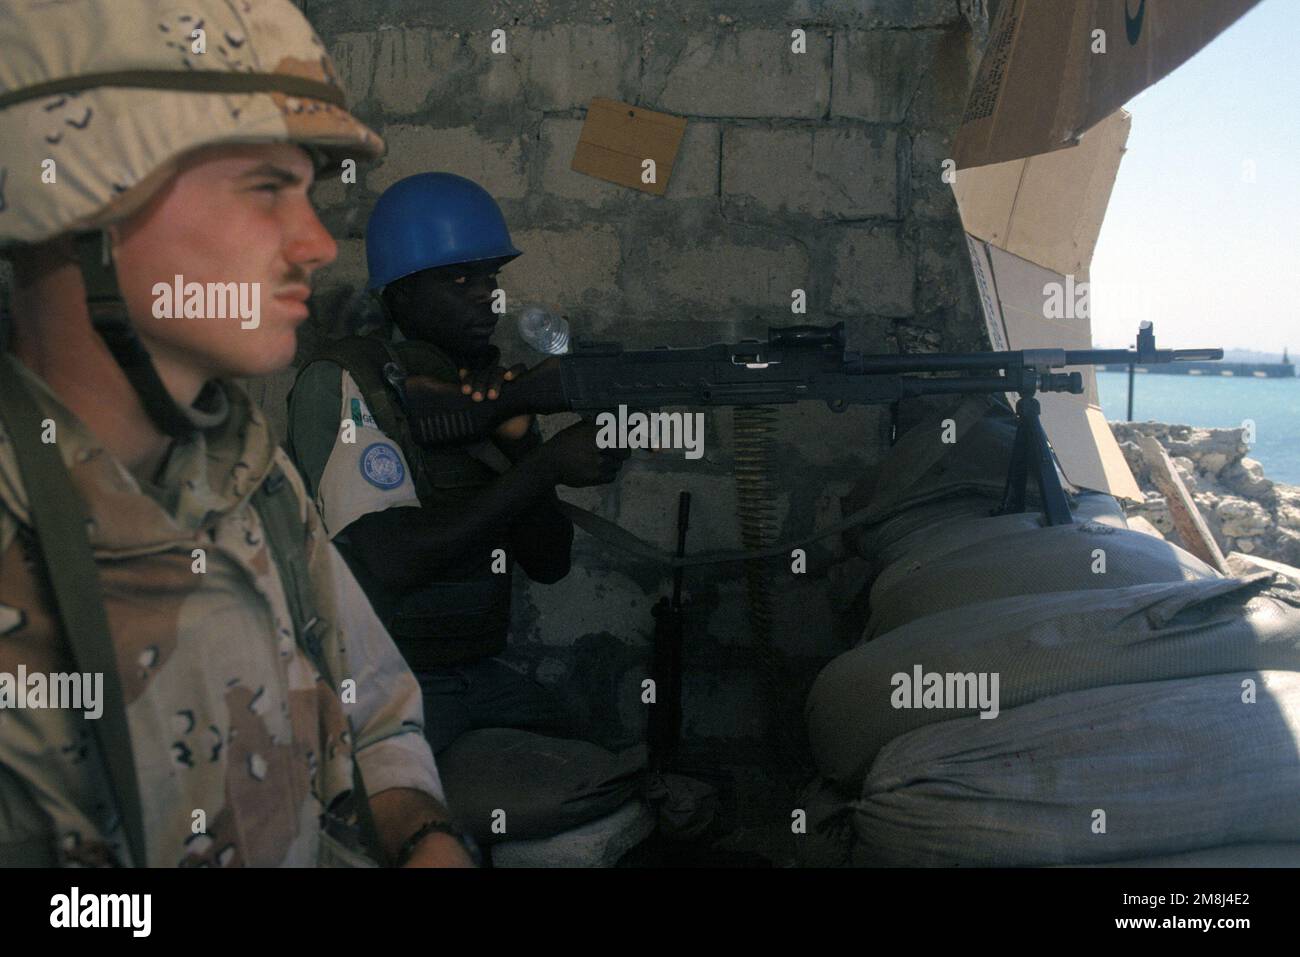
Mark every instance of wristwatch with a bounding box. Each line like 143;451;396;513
395;818;482;867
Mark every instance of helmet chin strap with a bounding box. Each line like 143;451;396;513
73;231;198;441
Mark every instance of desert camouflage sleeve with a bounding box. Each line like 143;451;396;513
0;511;117;865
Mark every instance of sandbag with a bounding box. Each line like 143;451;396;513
857;490;1128;577
852;671;1300;867
436;728;647;843
842;395;1029;536
1080;843;1300;868
848;494;1007;565
491;801;656;868
795;777;856;868
808;572;1300;789
866;522;1219;638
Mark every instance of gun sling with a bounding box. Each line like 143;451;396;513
0;372;382;866
254;467;384;863
0;369;147;868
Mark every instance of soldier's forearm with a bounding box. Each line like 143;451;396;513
346;452;560;589
491;418;543;463
368;787;472;867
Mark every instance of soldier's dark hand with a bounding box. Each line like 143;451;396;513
458;363;535;439
538;420;630;487
458;362;530;402
507;356;564;388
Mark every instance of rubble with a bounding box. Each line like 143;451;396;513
1110;422;1300;567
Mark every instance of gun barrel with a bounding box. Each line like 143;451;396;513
849;353;1022;375
901;375;1037;396
855;346;1225;376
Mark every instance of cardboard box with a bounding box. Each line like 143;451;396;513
957;109;1140;500
965;236;1141;500
954;110;1130;277
955;0;1260;170
557;6;1253;502
946;0;1259;500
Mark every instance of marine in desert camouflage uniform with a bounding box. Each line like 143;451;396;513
0;0;471;867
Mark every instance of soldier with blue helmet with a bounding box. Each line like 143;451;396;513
286;172;643;849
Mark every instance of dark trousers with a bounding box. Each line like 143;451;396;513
416;658;576;755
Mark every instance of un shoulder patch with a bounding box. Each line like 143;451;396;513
359;442;405;490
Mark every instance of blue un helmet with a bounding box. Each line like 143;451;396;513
365;172;523;291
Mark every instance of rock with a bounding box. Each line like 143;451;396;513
1112;423;1245;471
1128;500;1175;537
1275;488;1300;530
1226;551;1300;587
1199;451;1230;476
1150;511;1176;536
1215;497;1272;539
1172;456;1199;492
1193;491;1221;511
1276;527;1300;567
1118;440;1147;483
1222;457;1273;499
1112;421;1297;568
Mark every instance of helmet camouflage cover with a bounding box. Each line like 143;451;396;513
0;0;383;247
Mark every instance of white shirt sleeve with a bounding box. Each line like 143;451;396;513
315;370;421;538
324;542;445;802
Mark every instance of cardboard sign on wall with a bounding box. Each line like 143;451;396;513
571;98;687;196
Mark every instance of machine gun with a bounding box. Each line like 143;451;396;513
399;322;1221;525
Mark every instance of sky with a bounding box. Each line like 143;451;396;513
1089;0;1300;355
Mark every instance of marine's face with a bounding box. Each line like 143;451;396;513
109;142;337;384
389;260;506;366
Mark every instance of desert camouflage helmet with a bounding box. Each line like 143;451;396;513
0;0;382;439
0;0;383;247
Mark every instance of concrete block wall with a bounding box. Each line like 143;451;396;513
0;0;996;838
289;0;994;831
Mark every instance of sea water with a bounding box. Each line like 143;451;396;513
1096;371;1300;485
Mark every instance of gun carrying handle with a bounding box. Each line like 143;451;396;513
769;322;844;348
